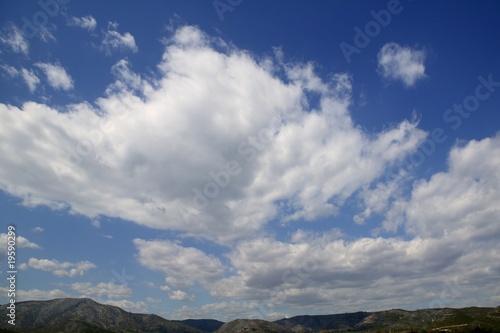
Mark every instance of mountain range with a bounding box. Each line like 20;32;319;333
1;298;499;333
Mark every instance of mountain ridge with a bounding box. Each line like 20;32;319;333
1;298;499;332
0;297;203;333
276;306;500;332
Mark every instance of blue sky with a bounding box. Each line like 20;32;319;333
1;0;500;322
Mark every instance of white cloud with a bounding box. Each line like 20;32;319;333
20;288;69;300
0;65;41;92
204;227;500;316
38;24;56;42
34;62;74;91
0;233;41;249
169;301;265;321
377;42;426;87
0;287;69;301
106;59;145;94
99;299;149;313
354;171;408;227
0;64;19;77
169;290;195;301
91;219;101;228
71;282;132;299
102;22;138;55
68;16;97;31
133;239;224;288
404;135;500;241
27;258;96;277
193;135;500;317
0;26;427;245
145;297;162;304
21;68;41;92
0;23;29;55
32;226;44;233
0;24;498;321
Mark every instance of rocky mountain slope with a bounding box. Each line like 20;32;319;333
0;298;201;333
276;306;500;332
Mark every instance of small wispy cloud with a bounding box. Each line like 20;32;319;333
32;226;45;233
21;68;41;92
106;59;144;93
101;21;138;55
133;239;225;288
160;285;171;292
0;64;19;77
0;233;41;249
38;24;56;42
26;258;96;277
67;15;97;32
91;219;101;228
34;62;74;91
0;22;29;55
0;287;69;301
377;42;427;87
1;65;41;92
71;282;132;299
169;290;195;301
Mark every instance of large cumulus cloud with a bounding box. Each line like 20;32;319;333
0;26;426;244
